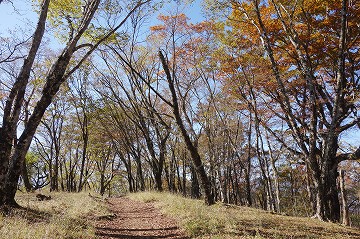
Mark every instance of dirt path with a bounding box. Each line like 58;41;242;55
95;197;188;239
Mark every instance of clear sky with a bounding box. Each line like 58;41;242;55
0;0;36;35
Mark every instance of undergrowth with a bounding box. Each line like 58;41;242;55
129;191;360;239
0;191;108;239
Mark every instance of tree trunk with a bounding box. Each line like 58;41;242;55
169;154;176;192
153;168;163;191
135;155;145;191
322;159;340;222
220;168;228;203
21;157;32;192
245;117;253;207
159;51;214;206
78;114;89;192
0;0;50;206
126;155;134;193
176;159;182;193
305;162;316;213
339;169;350;226
52;154;59;191
100;173;106;196
266;133;281;213
182;157;187;197
190;164;200;199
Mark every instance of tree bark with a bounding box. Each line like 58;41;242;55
0;0;50;206
21;158;32;192
190;164;200;199
339;170;350;226
78;114;89;192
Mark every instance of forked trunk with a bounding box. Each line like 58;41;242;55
311;154;340;222
323;160;340;222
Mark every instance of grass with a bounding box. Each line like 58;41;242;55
2;191;359;239
129;192;360;239
0;191;109;239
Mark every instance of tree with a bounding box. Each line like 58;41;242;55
213;0;360;221
149;13;216;205
68;67;93;192
38;95;68;191
95;46;172;191
0;0;150;207
159;50;214;205
23;151;49;190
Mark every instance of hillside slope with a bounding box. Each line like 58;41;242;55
0;192;108;239
128;192;360;239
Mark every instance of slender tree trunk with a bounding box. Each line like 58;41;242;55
135;156;145;191
164;154;176;192
164;161;171;191
52;154;59;191
169;153;176;192
339;169;350;226
100;173;106;196
190;164;200;199
78;114;89;192
21;158;32;192
220;168;228;203
182;157;187;196
159;51;214;205
126;155;134;193
266;133;281;213
245;116;253;207
305;162;316;213
176;159;183;193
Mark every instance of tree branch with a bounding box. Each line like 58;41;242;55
337;146;360;163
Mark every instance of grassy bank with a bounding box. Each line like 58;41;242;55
0;191;108;239
129;192;360;239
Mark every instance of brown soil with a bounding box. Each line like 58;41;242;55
95;197;189;239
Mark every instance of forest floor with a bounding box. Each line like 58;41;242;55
95;196;188;239
4;191;360;239
95;192;360;239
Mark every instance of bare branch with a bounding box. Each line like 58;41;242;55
337;146;360;163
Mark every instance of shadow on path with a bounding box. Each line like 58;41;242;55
95;197;188;239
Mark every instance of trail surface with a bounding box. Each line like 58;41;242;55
95;197;188;239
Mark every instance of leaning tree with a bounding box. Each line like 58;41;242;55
0;0;150;207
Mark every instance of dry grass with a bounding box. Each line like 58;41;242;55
129;192;360;239
0;191;109;239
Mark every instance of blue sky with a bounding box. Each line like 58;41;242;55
0;0;36;35
0;0;205;50
0;0;204;34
